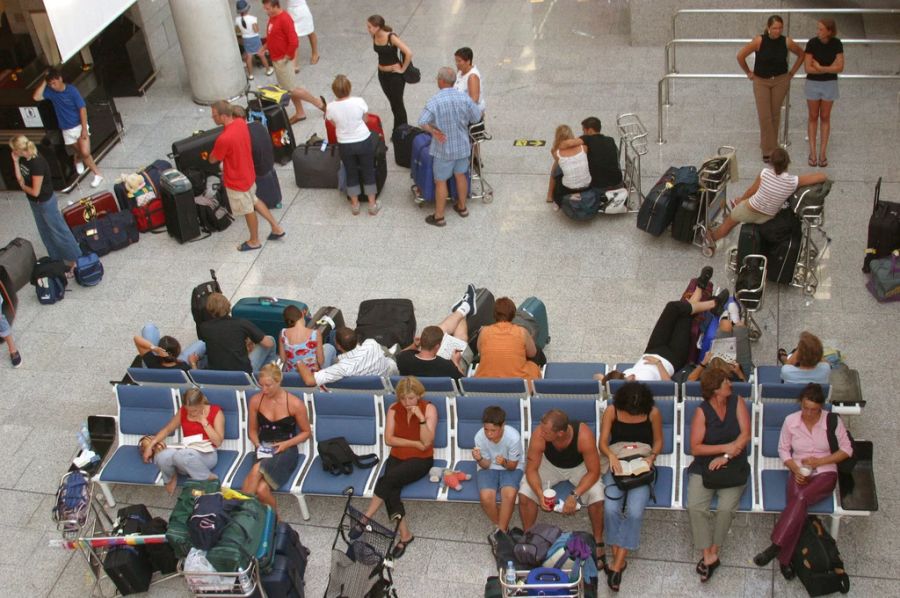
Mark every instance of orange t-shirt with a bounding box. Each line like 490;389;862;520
389;399;434;460
475;322;542;381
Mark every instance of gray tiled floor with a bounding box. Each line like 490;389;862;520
0;1;897;596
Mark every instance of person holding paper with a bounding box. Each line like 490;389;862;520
141;388;225;494
598;381;663;592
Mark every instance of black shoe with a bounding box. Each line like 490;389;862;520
712;289;730;317
753;544;780;567
10;351;22;368
780;563;795;580
465;283;477;316
696;266;714;290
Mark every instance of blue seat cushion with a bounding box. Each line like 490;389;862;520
99;446;161;485
761;470;834;513
396;459;447;500
228;452;307;493
681;468;753;512
648;466;674;508
302;456;374;497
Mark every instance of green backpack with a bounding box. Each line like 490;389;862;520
165;479;221;558
206;497;276;573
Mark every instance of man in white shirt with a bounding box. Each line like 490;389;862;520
296;327;397;387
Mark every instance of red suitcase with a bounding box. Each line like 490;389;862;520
325;113;385;144
63;192;119;229
132;198;166;232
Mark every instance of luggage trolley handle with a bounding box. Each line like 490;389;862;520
499;567;583;597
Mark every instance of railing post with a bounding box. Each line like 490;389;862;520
658;78;666;144
780;95;792;148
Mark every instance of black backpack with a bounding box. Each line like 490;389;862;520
194;177;233;233
513;523;562;568
791;516;850;596
317;437;379;476
826;413;858;476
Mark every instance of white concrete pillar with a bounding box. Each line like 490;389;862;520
170;0;246;104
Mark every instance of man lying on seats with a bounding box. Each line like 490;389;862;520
141;388;225;494
519;408;606;570
600;268;729;382
396;283;478;380
198;292;277;373
295;326;398;387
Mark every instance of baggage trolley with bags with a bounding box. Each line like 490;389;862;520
789;180;833;296
697;146;736;256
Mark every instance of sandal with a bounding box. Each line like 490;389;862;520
351;204;361;216
425;214;446;227
818;157;828;168
777;348;788;365
595;543;607;573
237;241;261;252
391;536;414;559
606;562;626;592
700;559;720;583
368;202;381;216
267;231;286;240
808;155;818;167
696;558;707;575
452;204;469;217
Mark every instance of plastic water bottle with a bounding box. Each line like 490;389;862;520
238;570;252;593
505;560;516;586
77;422;91;451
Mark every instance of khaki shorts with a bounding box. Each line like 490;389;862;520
273;58;296;90
730;201;774;225
518;458;605;506
225;185;257;216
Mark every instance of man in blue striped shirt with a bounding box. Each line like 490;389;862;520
418;66;482;227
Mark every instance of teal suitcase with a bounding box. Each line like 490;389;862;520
516;297;550;349
232;297;310;340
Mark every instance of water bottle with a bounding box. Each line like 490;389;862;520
77;422;91;452
505;560;516;586
238;570;252;593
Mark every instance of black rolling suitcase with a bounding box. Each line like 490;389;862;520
356;298;416;348
637;167;680;236
339;136;388;200
292;143;340;188
736;223;764;264
863;177;900;272
760;209;802;284
191;269;222;336
671;193;699;243
160;169;202;243
170;128;223;190
256;102;296;165
256;169;283;209
391;124;424;167
103;504;154;595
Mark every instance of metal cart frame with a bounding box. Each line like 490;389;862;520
733;254;768;342
468;121;494;203
698;146;736;256
179;558;266;597
616;113;649;212
790;187;832;296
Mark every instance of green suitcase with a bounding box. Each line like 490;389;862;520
165;479;222;558
231;297;310;340
206;497;277;573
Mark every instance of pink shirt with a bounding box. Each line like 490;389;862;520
778;411;853;475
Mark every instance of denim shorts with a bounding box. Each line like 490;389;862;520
0;313;10;338
805;79;839;102
476;468;524;492
433;156;469;181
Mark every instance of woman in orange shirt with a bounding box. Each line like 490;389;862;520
353;376;437;558
475;297;541;380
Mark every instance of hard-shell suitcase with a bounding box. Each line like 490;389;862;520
516;297;550;349
671;193;699;243
391;124;424;167
260;554;304;598
863;177;900;272
292;143;340;188
170;127;223;183
338;136;387;200
103;546;153;595
736;223;763;265
256;169;283;209
637;167;679;236
410;133;467;202
63;191;119;229
232;297;310;341
273;522;309;578
308;306;344;346
191;270;222;336
326;112;385;145
160;169;202;243
0;237;36;291
356;298;416;348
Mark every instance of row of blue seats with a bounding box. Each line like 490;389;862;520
95;382;869;536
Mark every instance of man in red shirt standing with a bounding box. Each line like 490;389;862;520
262;0;326;123
208;100;285;251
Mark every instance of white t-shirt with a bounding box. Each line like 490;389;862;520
474;425;523;471
454;66;485;113
748;167;799;216
623;354;674;381
235;14;259;39
325;97;371;144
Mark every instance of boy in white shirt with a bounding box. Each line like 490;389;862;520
473;406;524;536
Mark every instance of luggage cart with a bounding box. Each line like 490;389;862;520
789;182;833;296
733;254;768;342
499;565;586;597
698;146;736;257
324;488;401;598
179;557;266;597
616;113;649;211
469;120;494;203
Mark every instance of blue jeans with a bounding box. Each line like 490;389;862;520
602;470;651;551
250;338;278;372
28;195;81;263
142;323;207;367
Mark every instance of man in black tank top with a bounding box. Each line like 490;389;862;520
519;409;605;563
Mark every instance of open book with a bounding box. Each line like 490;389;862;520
708;337;737;364
618;458;651;476
167;434;215;453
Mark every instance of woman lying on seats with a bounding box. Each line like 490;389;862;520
778;331;830;384
686;312;752;383
687;367;752;583
242;363;311;513
353;376;437;559
133;323;206;370
546;125;591;207
475;297;542;381
754;383;852;579
141;388;225;494
598;381;663;592
600;268;729;382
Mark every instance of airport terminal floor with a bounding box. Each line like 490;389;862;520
0;1;897;596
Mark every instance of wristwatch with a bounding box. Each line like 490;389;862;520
570;491;581;505
418;419;426;425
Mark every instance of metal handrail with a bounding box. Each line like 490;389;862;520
656;72;900;144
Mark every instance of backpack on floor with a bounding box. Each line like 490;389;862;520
31;257;68;305
52;470;90;536
317;437;379;476
514;523;562;568
195;176;233;233
791;516;850;596
74;253;103;287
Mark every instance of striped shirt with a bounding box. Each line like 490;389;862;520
313;338;398;386
748;167;799;215
418;88;483;161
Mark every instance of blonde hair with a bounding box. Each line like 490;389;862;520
258;362;283;384
182;387;209;407
394;376;425;400
552;125;575;153
9;135;37;159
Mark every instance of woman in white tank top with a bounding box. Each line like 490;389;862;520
550;125;591;196
454;47;485;114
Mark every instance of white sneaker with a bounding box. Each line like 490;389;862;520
90;174;104;188
265;67;274;76
75;161;85;175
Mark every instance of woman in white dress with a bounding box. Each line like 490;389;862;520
287;0;319;71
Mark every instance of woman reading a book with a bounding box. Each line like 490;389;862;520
141;387;225;494
242;363;311;513
598;381;663;592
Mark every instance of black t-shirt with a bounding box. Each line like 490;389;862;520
396;350;462;380
142;353;191;371
580;134;622;189
19;154;54;202
197;316;266;373
805;37;843;81
248;121;275;176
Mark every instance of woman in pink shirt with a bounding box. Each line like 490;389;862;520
753;383;852;579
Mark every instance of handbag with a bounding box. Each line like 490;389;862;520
701;459;750;489
389;33;420;84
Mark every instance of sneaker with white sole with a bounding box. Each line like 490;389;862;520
265;67;275;76
90;174;104;188
75;161;85;175
10;351;22;368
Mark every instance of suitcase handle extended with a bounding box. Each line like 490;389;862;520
873;176;881;210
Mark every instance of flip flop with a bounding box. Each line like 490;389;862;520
696;558;707;575
595;543;607;573
701;559;720;583
425;214;446;227
452;204;469;217
289;114;307;124
808;155;818;167
237;242;261;252
391;536;414;558
267;231;286;240
819;157;828;167
777;348;788;364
